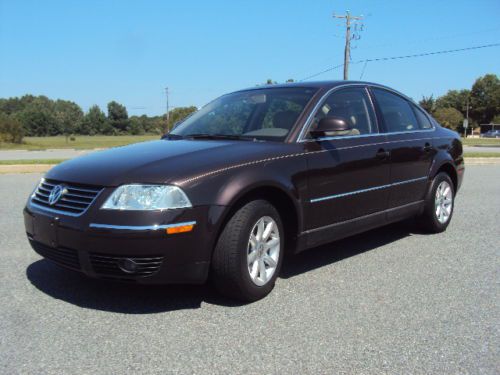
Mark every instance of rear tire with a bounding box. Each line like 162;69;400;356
417;172;455;233
211;200;284;302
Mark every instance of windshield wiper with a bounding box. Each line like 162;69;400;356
184;133;253;141
162;133;184;140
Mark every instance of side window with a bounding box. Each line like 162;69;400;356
308;88;376;137
372;88;419;133
412;105;433;129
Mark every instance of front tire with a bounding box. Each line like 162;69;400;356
418;172;455;233
211;200;284;302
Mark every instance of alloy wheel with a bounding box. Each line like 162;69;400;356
247;216;280;286
435;181;453;224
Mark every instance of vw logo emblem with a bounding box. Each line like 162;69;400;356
48;185;66;205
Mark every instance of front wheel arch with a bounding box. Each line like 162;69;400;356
211;184;301;264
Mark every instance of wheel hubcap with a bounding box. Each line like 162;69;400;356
435;181;453;224
247;216;280;286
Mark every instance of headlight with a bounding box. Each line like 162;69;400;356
101;184;192;210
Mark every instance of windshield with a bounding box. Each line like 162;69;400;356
170;87;318;141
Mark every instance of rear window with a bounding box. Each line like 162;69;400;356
412;105;433;129
372;88;419;133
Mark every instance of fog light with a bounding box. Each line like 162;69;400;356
117;258;139;274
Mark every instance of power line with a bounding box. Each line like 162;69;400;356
359;42;500;63
299;42;500;81
361;26;500;51
299;63;345;82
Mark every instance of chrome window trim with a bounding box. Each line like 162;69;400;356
310;176;428;203
297;83;436;143
297;83;374;142
369;85;436;133
89;221;197;231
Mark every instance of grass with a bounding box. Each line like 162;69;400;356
0;159;68;165
461;138;500;146
0;135;159;150
463;152;500;158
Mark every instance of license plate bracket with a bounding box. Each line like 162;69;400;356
32;214;58;247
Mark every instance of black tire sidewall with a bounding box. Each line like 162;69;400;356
424;172;455;232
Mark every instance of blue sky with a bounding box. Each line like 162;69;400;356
1;0;499;116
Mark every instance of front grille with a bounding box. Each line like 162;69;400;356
89;253;164;279
31;178;102;216
30;240;81;271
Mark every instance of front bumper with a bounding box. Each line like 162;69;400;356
24;201;225;284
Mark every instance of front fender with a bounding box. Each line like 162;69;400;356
179;154;308;248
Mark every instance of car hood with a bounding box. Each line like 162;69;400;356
45;139;296;187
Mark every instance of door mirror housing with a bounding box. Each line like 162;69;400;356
310;116;351;138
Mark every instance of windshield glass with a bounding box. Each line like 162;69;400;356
170;87;318;141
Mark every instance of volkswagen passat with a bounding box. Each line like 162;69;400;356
24;81;464;301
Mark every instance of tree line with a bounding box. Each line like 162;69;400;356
1;73;498;144
0;95;197;144
418;74;499;133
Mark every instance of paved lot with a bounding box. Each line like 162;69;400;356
0;167;499;374
0;149;94;160
463;146;500;153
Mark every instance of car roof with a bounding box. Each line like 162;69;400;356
235;80;392;92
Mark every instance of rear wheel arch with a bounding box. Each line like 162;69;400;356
432;162;458;193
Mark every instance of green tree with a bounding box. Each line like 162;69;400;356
435;89;470;116
433;107;464;131
419;95;436;114
17;106;58;136
0;113;24;143
470;74;500;124
128;117;145;135
79;105;108;135
54;100;83;141
107;101;129;133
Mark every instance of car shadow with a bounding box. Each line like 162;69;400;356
26;220;421;314
26;261;243;314
280;219;421;279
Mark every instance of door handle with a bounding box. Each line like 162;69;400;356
424;142;432;152
376;148;390;159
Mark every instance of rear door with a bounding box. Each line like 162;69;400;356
370;87;435;212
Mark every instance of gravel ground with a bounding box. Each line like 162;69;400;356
0;167;498;374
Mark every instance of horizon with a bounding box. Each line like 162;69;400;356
1;0;499;116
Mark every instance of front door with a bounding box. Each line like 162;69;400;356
303;87;391;245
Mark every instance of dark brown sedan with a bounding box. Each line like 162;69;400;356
24;81;464;301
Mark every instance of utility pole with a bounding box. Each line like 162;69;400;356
165;87;170;132
466;96;470;138
333;10;363;80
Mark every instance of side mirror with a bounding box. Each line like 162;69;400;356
310;116;351;138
